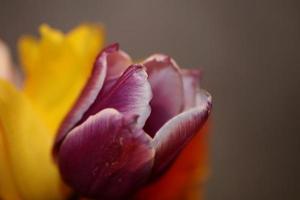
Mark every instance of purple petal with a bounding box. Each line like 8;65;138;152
142;54;184;137
57;108;155;199
54;43;118;155
106;50;132;78
151;89;212;176
181;69;201;110
77;64;152;129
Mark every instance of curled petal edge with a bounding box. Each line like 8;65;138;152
151;89;212;176
142;54;185;137
54;43;119;155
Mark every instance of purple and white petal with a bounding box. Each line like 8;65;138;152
54;44;118;154
58;108;155;199
181;69;201;110
77;64;152;129
196;89;212;107
142;54;184;137
151;89;212;176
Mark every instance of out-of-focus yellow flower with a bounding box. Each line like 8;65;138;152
0;80;63;200
0;24;105;200
19;24;104;132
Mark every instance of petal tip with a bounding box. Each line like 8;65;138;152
105;43;119;52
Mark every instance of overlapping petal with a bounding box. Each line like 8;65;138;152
54;45;151;153
152;89;212;176
142;54;184;137
80;64;152;129
54;44;114;152
58;108;155;199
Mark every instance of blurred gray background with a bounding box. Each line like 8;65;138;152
1;0;299;199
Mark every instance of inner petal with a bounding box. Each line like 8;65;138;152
54;43;118;155
142;54;184;137
77;64;152;129
106;50;132;78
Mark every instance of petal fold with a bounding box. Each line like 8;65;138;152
152;89;212;176
58;108;154;199
142;54;184;137
54;44;119;154
78;64;152;129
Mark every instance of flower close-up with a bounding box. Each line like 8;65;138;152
0;24;211;200
1;0;297;199
53;43;212;199
0;24;104;200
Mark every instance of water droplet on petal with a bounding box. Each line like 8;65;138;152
92;166;99;176
119;137;124;146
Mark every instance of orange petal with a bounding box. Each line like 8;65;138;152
135;120;210;200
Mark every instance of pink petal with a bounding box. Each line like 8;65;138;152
142;54;184;137
0;39;13;82
77;64;152;129
106;50;132;78
54;43;118;154
58;108;155;199
181;69;201;110
151;89;212;176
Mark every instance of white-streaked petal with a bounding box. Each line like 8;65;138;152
152;89;212;176
58;108;154;199
142;54;184;137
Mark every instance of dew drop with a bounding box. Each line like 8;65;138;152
119;137;124;146
92;166;99;176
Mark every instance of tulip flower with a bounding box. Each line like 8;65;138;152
0;24;104;199
53;43;212;199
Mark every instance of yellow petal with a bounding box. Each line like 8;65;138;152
0;124;21;200
0;80;65;200
18;24;105;132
